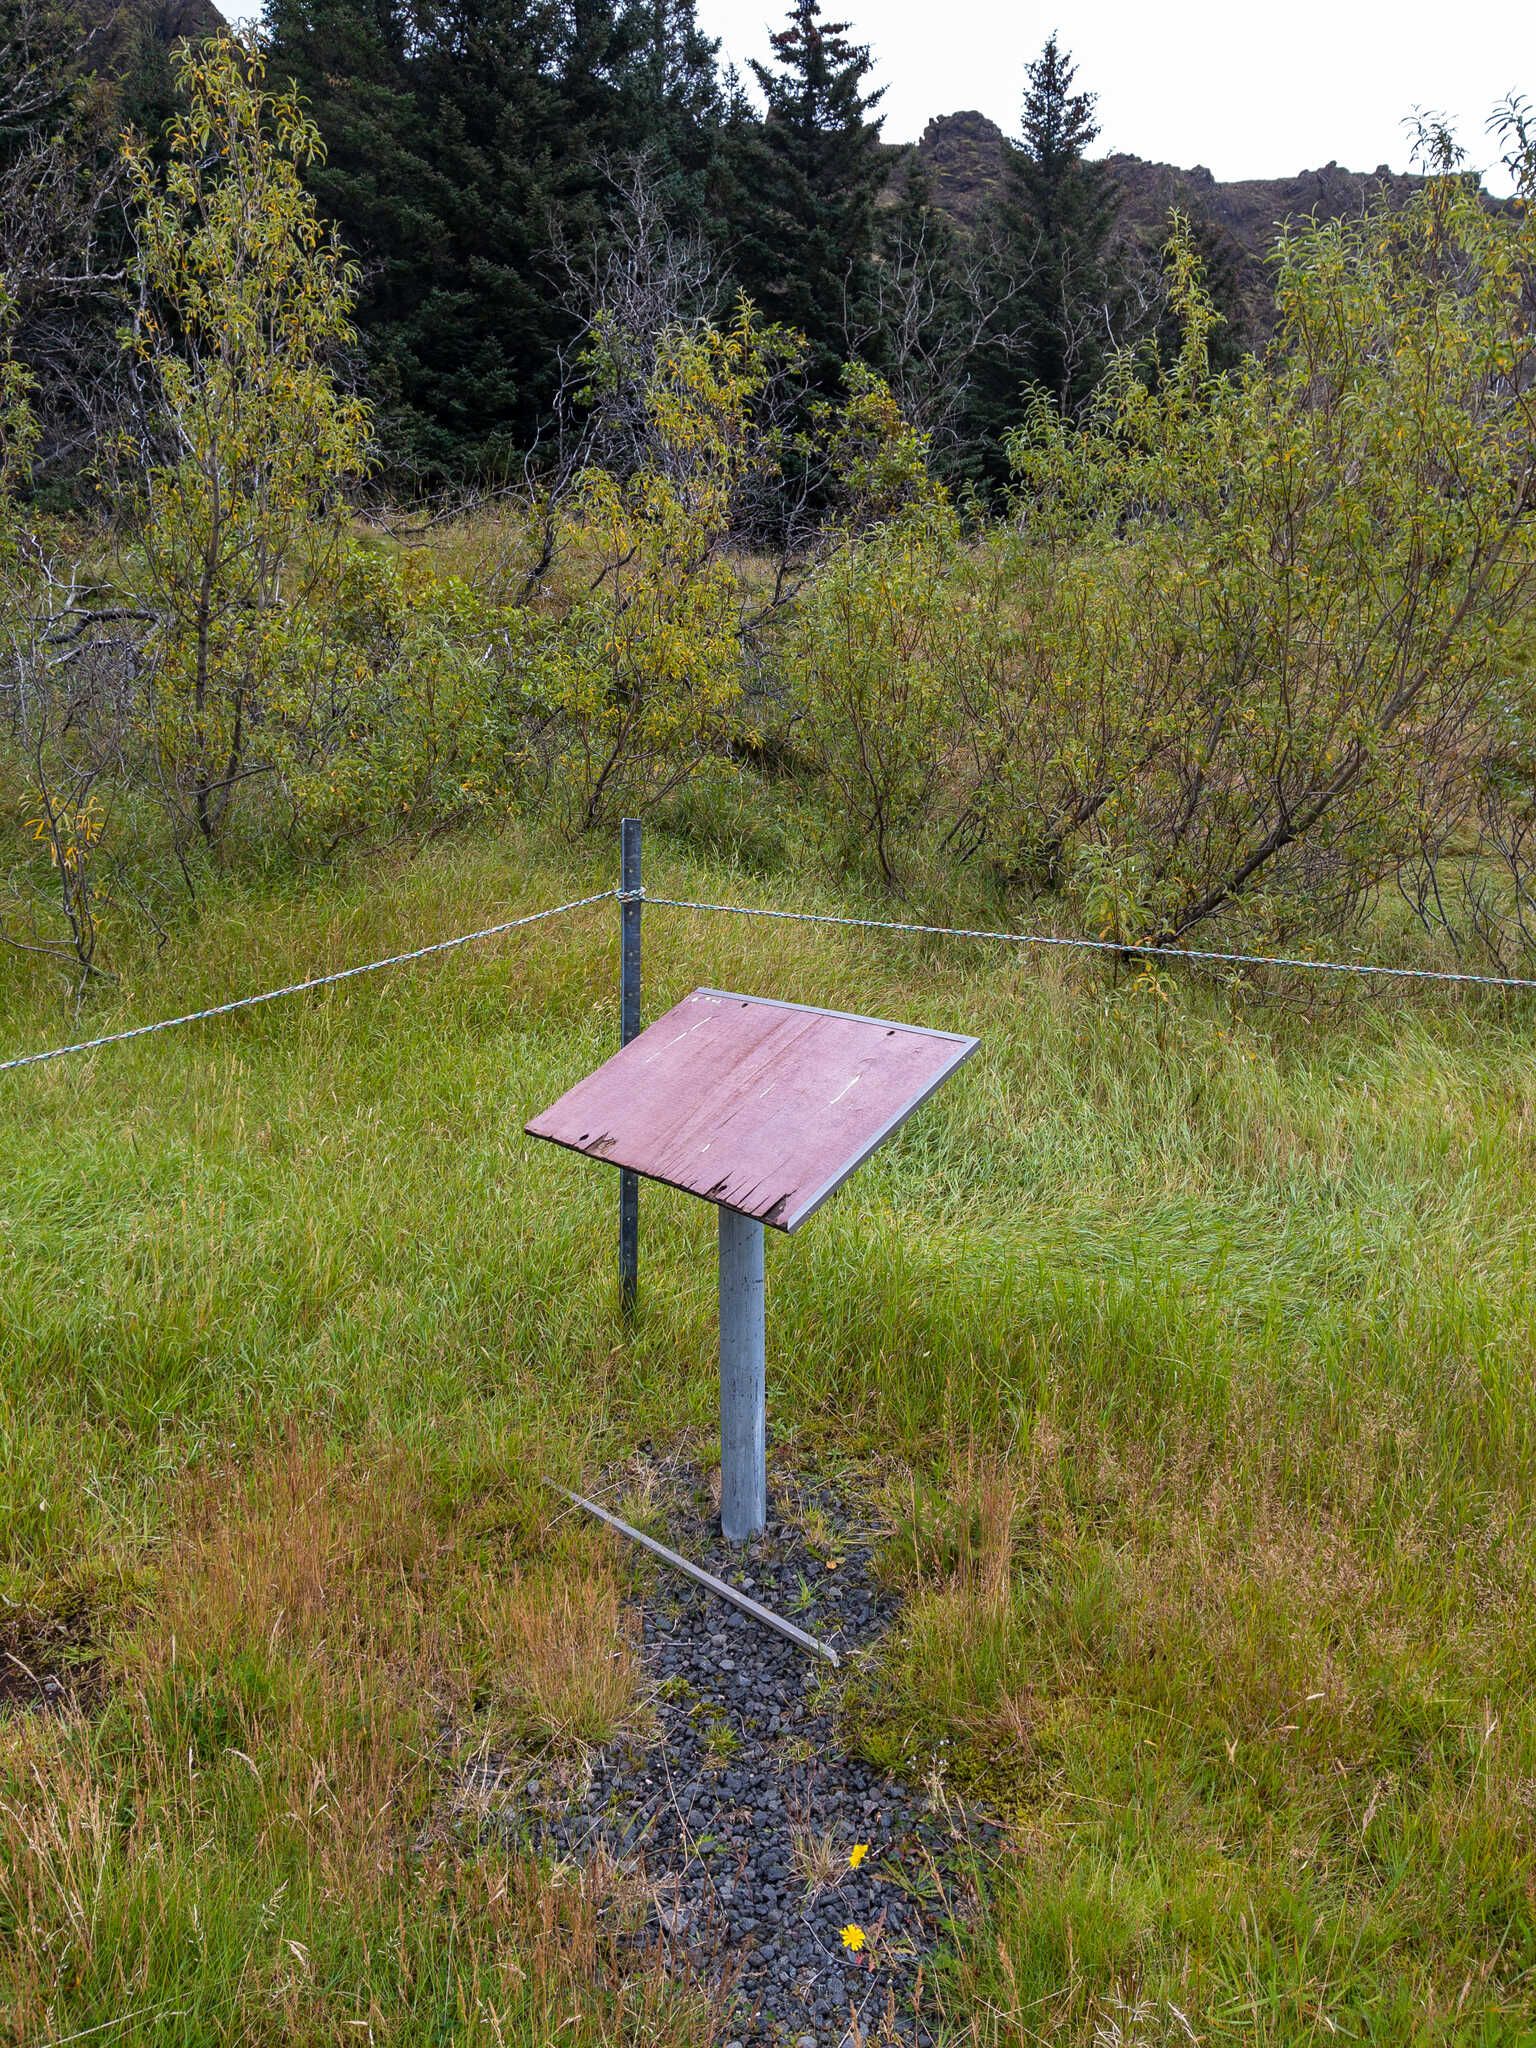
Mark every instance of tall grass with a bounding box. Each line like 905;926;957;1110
3;817;1535;2041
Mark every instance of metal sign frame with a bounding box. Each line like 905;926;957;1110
524;823;979;1540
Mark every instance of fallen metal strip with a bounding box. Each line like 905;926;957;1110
547;1481;840;1668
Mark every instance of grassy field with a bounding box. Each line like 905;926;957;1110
3;816;1536;2044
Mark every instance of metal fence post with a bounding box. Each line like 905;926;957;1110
718;1206;766;1541
619;818;642;1314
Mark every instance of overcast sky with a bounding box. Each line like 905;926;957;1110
699;0;1532;192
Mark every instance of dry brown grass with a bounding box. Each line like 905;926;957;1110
788;1819;845;1895
474;1564;643;1750
0;1435;678;2045
132;1432;644;1745
881;1438;1025;1611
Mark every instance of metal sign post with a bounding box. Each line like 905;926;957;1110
618;819;642;1315
718;1206;767;1539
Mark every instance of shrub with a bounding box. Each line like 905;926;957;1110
998;167;1536;951
788;154;1536;955
121;32;370;854
520;308;785;831
258;545;522;854
788;504;980;888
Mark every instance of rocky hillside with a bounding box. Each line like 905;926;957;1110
909;108;1422;273
74;0;224;66
908;109;1015;229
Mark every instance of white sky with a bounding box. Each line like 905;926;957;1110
700;0;1533;193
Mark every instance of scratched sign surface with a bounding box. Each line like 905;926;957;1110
525;989;979;1232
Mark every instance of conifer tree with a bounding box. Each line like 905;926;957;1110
266;0;732;481
623;0;728;228
730;0;886;386
960;33;1118;480
553;1;727;236
264;0;567;479
1007;32;1117;405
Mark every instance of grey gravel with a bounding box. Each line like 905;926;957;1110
481;1461;1001;2045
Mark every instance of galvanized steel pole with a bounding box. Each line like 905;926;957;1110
718;1206;766;1541
619;818;642;1314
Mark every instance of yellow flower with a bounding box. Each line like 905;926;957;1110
841;1924;866;1953
848;1843;869;1870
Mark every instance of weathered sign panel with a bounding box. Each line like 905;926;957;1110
525;988;978;1233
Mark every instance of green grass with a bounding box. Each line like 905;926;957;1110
3;817;1536;2043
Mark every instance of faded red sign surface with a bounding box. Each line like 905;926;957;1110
525;989;978;1232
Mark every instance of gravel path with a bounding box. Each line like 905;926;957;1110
493;1462;998;2046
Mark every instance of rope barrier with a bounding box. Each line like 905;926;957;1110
639;893;1536;992
9;872;1534;1081
0;890;616;1075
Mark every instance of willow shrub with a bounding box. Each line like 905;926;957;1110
794;154;1536;955
790;503;1156;899
122;33;371;856
253;546;524;855
1028;172;1534;950
516;308;790;833
787;506;976;888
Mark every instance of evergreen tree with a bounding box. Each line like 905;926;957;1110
961;34;1118;482
265;0;591;481
730;0;886;386
265;0;731;482
552;1;727;236
554;0;642;206
622;0;728;228
264;0;434;470
403;0;569;474
1007;32;1117;405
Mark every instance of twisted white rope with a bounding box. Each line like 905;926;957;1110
0;891;616;1074
11;874;1532;1081
640;894;1536;991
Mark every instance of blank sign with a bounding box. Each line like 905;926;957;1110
525;989;979;1232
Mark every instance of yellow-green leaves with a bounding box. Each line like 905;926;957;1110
527;307;949;836
812;361;945;531
995;164;1536;950
790;505;974;889
528;306;789;831
123;32;371;850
